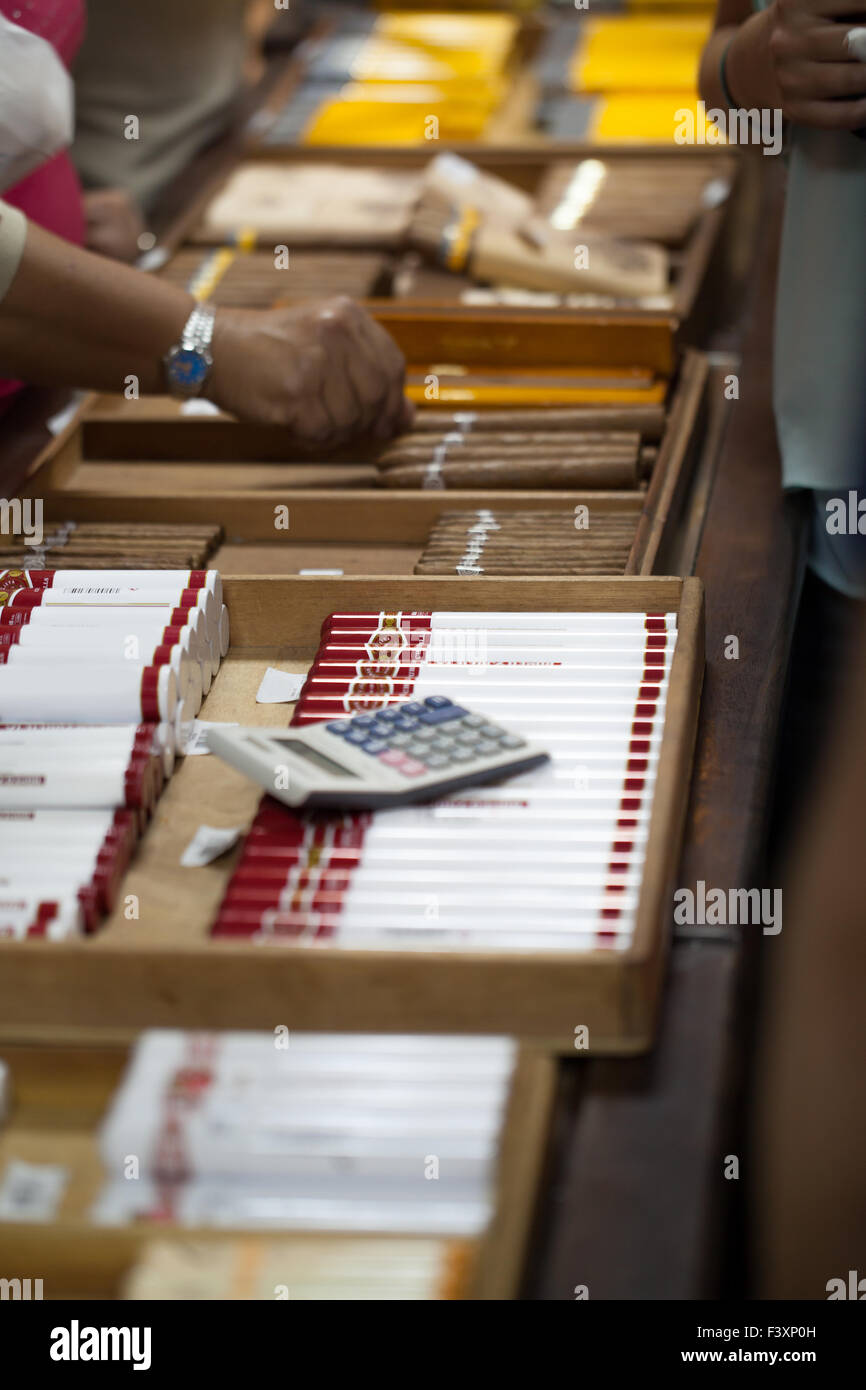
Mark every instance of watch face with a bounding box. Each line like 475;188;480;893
167;347;210;393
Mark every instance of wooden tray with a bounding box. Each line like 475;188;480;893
21;353;710;579
0;574;704;1054
0;1040;556;1301
158;146;737;375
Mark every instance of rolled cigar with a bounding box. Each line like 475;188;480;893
414;563;632;576
409;407;666;438
377;457;640;489
375;431;641;469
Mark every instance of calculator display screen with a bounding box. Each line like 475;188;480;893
271;738;359;778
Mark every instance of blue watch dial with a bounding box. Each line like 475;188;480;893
169;348;210;388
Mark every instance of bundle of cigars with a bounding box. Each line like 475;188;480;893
159;247;393;309
371;406;657;490
415;509;638;576
0;522;222;570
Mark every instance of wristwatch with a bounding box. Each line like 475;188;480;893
163;301;216;399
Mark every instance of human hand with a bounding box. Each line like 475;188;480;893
766;0;866;128
83;188;146;263
208;296;414;446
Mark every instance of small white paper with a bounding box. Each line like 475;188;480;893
0;1160;67;1223
180;398;222;417
181;824;245;868
182;720;239;756
256;667;305;704
46;392;85;437
299;568;344;576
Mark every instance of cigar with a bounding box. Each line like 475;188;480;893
375;431;641;467
376;457;640;489
408;407;666;438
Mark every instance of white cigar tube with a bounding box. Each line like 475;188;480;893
217;604;230;660
0;641;196;711
35;569;222;607
0;895;84;939
0;756;156;810
7;585;218;643
0;807;130;837
4;620;198;658
2;604;214;686
324;611;678;632
173;679;198;753
0;722;173;775
2;620;208;693
426;632;673;652
0;661;176;723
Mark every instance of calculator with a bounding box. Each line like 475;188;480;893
206;696;549;810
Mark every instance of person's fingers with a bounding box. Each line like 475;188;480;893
325;301;404;437
783;93;866;127
347;309;409;434
399;395;416;432
776;57;866;100
772;16;862;61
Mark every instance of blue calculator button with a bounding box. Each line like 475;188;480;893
424;696;453;709
351;716;376;730
393;715;418;732
344;729;369;745
402;703;426;716
418;704;469;727
327;722;352;735
361;739;388;755
375;708;400;723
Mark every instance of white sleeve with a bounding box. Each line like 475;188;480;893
0;15;74;193
0;199;27;302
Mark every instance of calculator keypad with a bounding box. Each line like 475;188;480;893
326;697;527;779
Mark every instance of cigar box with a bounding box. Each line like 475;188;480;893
21;351;712;579
0;1039;556;1300
246;7;543;150
0;574;704;1053
158;148;739;375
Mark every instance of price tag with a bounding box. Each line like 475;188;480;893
256;668;305;704
182;720;239;756
181;825;246;868
0;1160;68;1223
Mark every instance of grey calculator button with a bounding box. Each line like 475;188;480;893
424;753;449;769
461;713;485;728
412;727;437;742
499;734;526;750
474;740;499;757
456;729;480;745
431;735;455;752
407;740;432;757
388;732;412;748
480;724;503;739
449;747;475;763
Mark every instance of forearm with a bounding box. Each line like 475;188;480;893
0;216;194;392
700;8;783;111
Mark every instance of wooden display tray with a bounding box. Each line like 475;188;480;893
22;353;710;579
160;146;737;375
0;1040;556;1301
0;575;704;1054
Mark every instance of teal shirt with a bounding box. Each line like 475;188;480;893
751;0;866;594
